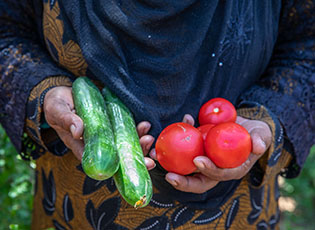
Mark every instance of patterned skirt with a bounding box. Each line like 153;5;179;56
31;147;291;230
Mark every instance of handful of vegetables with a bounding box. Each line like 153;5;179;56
155;97;252;175
72;77;152;208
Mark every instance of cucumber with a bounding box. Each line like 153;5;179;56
72;77;119;180
102;87;153;208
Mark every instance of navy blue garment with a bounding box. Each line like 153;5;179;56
58;0;281;136
1;0;314;208
49;0;313;206
0;0;74;156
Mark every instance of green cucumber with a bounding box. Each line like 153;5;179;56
72;77;119;180
102;87;153;208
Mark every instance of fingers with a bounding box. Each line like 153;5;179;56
184;116;272;185
193;154;261;181
56;129;84;161
236;116;272;155
137;122;156;169
140;114;196;175
250;125;272;154
144;157;156;170
149;149;157;160
163;115;272;193
137;121;151;137
139;135;155;155
59;109;84;139
165;172;219;194
43;86;85;160
46;101;84;139
44;87;84;139
146;113;195;161
137;121;155;155
182;114;195;126
250;131;268;155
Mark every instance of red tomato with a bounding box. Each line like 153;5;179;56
204;122;252;168
197;124;215;141
156;122;204;175
198;98;237;126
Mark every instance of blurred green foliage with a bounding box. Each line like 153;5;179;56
280;145;315;230
0;126;34;230
0;125;314;230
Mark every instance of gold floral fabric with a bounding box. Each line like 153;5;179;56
30;146;291;230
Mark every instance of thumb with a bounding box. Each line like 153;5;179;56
60;109;83;139
250;128;272;155
237;117;272;155
45;97;83;139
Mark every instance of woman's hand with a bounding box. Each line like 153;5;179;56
150;114;272;194
44;86;156;170
44;86;85;160
136;121;156;170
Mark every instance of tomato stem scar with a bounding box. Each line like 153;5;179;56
181;134;192;142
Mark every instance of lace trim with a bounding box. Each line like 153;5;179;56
238;0;315;174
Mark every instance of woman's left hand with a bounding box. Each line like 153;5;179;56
137;121;156;171
150;115;272;194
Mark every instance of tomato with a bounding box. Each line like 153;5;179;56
197;124;215;141
155;122;204;175
198;98;237;126
204;122;252;168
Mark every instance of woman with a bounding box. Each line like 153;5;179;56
0;0;314;229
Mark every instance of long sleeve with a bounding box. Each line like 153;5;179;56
239;0;315;177
0;0;72;156
25;76;73;160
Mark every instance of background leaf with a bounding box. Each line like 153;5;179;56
279;146;315;230
0;126;34;229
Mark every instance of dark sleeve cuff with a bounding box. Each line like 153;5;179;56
237;101;294;187
22;76;73;160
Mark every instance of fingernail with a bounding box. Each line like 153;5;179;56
151;162;156;170
141;123;151;133
70;124;76;136
260;138;266;149
194;160;205;170
144;158;155;168
149;149;157;159
145;123;151;130
169;180;178;187
166;175;178;187
146;141;153;151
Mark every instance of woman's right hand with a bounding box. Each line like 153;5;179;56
43;86;156;170
43;86;85;160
